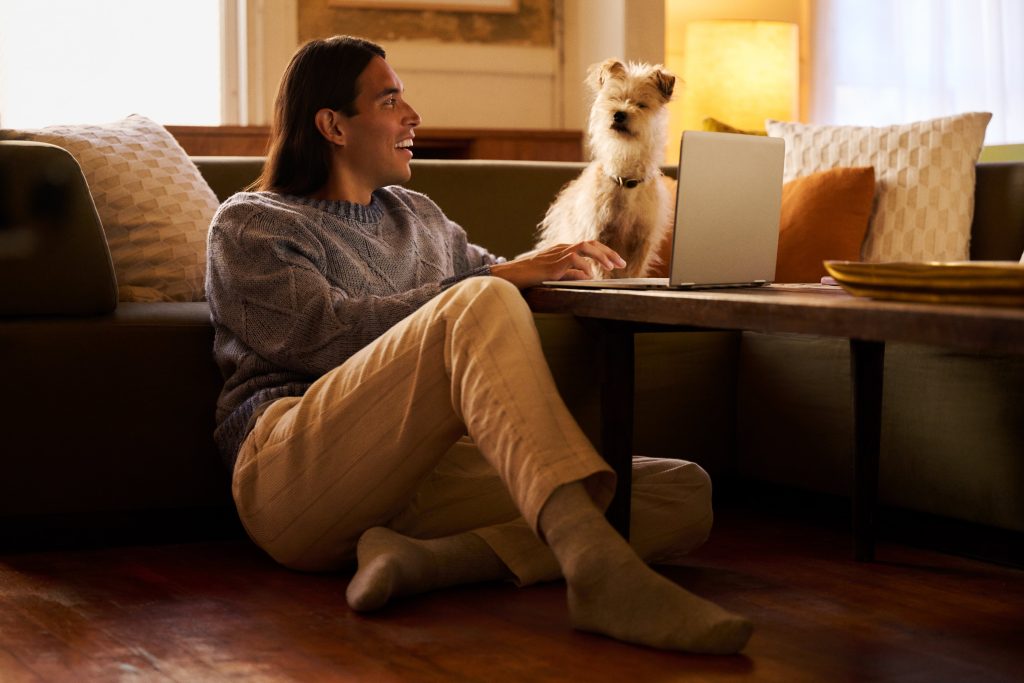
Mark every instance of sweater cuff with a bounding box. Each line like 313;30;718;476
440;264;494;289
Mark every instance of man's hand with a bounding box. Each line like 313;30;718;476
489;241;627;289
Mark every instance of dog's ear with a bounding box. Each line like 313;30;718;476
650;68;676;102
587;58;627;92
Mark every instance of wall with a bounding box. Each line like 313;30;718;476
299;0;553;44
561;0;665;140
275;0;666;134
239;0;300;126
295;0;562;130
252;1;816;145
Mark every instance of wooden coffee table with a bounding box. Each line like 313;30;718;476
525;283;1024;560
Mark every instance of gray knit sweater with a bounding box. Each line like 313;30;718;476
206;186;502;468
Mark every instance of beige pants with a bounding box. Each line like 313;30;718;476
232;277;712;583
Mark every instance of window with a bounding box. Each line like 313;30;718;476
0;0;223;128
812;0;1024;144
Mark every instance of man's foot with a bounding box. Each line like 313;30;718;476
345;527;509;612
566;551;752;654
539;482;752;654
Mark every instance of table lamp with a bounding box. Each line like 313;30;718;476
679;20;799;134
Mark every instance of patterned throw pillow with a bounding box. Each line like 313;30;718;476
0;114;219;301
766;113;991;263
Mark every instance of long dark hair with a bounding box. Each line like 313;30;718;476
255;36;386;195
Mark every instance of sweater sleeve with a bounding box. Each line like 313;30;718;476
208;200;446;378
438;243;504;288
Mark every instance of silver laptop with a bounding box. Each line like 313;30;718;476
542;130;785;290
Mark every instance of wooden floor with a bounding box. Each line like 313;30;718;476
1;507;1021;682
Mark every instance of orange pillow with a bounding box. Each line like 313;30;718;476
652;166;875;282
775;166;875;282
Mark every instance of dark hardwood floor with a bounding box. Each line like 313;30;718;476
1;505;1021;682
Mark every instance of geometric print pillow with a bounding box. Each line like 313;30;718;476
0;114;219;301
766;112;991;263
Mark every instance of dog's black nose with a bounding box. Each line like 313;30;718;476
613;111;627;123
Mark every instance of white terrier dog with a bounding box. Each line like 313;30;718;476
535;58;676;279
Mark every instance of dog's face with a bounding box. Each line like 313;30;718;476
586;59;675;164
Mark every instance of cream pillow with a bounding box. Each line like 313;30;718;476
0;114;218;301
765;113;991;263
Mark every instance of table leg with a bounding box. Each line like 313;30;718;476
599;325;635;539
850;338;885;562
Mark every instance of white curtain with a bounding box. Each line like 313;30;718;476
812;0;1024;144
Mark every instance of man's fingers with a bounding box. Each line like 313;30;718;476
560;267;590;280
555;251;590;273
534;241;624;278
568;240;626;270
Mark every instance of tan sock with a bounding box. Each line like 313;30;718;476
538;482;753;655
345;527;511;612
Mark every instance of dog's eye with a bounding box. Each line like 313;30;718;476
637;102;648;109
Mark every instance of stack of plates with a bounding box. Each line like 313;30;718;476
823;260;1024;306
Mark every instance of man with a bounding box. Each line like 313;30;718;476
206;35;751;655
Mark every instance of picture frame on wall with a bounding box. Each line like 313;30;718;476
329;0;519;12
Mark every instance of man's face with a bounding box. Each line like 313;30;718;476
337;56;421;195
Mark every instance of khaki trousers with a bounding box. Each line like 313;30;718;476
232;277;712;583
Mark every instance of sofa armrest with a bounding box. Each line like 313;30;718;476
0;140;117;315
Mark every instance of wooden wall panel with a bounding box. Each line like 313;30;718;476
168;125;582;161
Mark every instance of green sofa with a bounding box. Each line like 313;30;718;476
1;140;1022;548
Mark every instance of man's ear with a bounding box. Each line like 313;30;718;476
315;108;346;146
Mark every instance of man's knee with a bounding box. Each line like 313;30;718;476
634;456;712;497
447;276;530;320
450;274;521;301
632;457;714;557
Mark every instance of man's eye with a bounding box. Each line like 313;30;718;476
384;97;397;107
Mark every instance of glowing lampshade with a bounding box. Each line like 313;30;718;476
681;20;799;133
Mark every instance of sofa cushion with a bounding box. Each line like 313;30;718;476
766;113;991;263
775;166;876;282
736;332;1024;532
405;160;588;259
0;303;228;520
193;156;266;203
0;115;218;302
